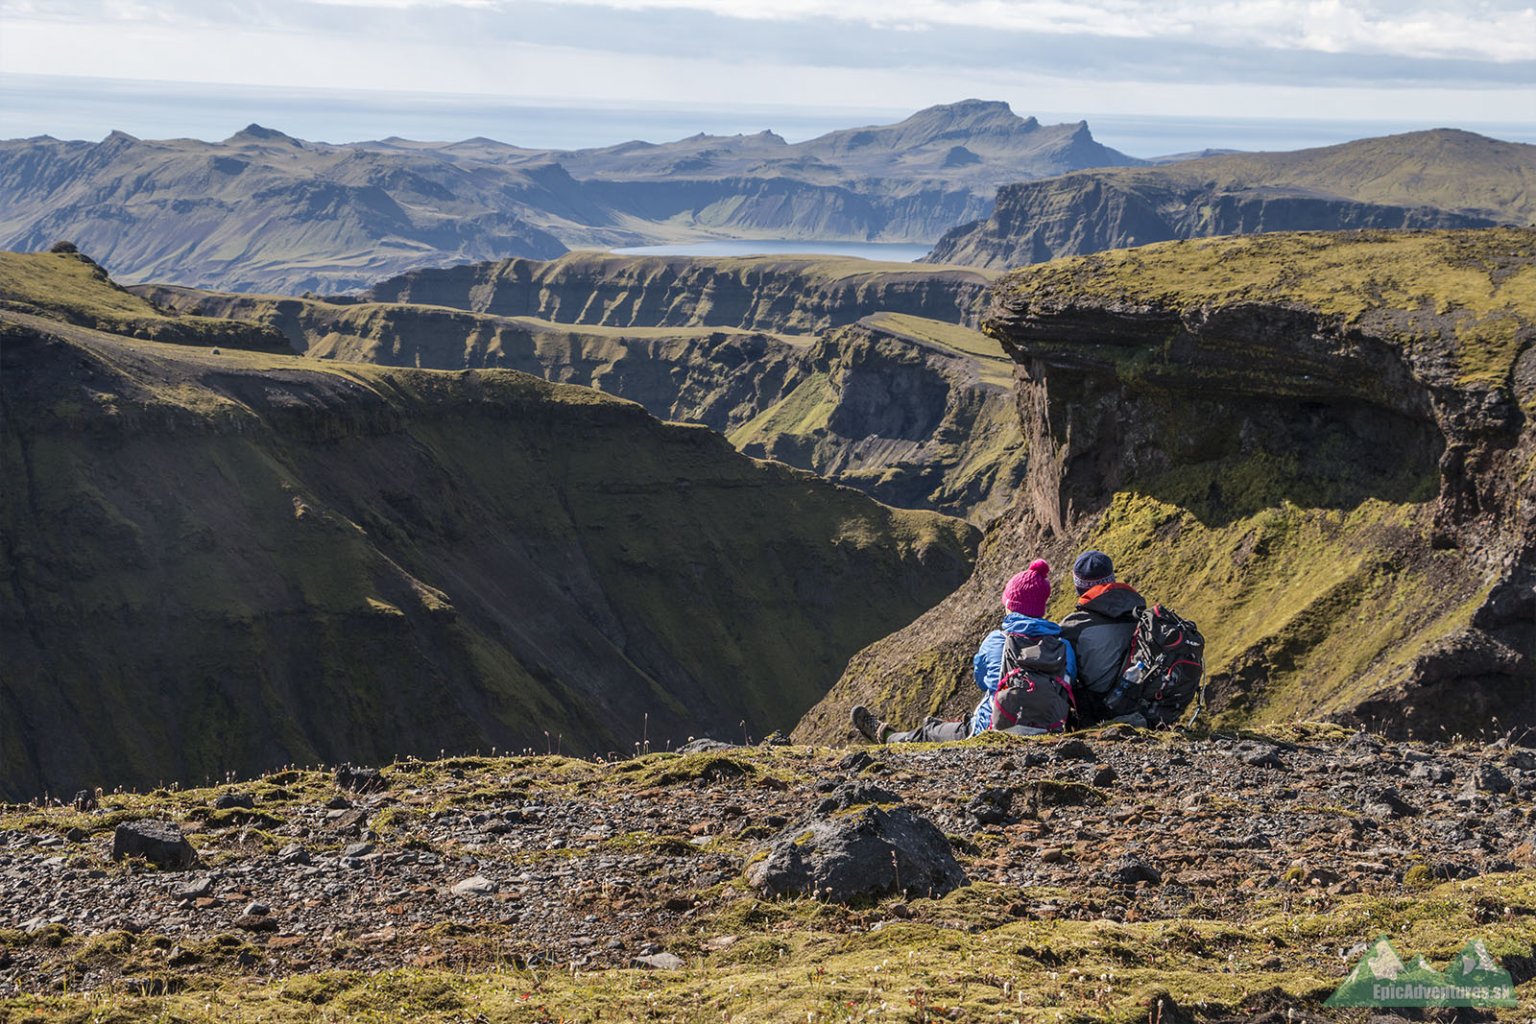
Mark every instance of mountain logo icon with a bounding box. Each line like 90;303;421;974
1326;936;1518;1008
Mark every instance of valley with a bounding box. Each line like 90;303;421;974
0;249;979;800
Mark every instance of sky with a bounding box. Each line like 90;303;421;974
1;0;1533;146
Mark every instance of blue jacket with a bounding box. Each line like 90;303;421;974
969;612;1076;735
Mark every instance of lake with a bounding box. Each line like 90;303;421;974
609;240;933;262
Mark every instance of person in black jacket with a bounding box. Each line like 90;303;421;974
1058;550;1146;726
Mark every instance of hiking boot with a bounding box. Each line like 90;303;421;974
849;705;891;744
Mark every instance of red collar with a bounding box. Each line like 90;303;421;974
1079;581;1137;605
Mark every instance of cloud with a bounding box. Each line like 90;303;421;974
1;0;1532;120
7;0;1534;60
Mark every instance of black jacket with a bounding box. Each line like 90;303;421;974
1059;583;1145;720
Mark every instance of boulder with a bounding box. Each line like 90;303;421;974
111;820;197;870
746;804;965;903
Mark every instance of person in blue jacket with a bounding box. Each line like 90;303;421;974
851;559;1073;743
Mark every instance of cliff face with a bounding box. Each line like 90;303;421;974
798;229;1535;742
0;253;979;799
136;272;1023;523
362;252;997;334
926;129;1533;269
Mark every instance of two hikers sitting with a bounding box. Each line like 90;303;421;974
850;550;1201;744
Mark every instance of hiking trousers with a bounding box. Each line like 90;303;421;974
886;716;969;744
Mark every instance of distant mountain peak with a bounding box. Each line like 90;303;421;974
226;124;300;145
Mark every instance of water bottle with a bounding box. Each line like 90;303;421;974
1104;660;1145;715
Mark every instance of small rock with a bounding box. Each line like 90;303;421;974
1243;748;1287;770
244;902;269;917
112;820;198;870
325;795;352;810
174;876;213;899
676;738;734;754
1107;854;1161;886
838;751;874;774
233;914;278;933
1362;788;1419;819
214;791;255;810
1307;867;1345;886
814;780;902;816
331;808;368;833
342;841;375;859
1052;739;1096;762
64;827;87;843
967;788;1012;825
632;952;685;970
1410;762;1454;784
1475;764;1513;794
334;765;387;793
71;790;98;813
452;875;498;897
1092;764;1119;787
277;844;310;866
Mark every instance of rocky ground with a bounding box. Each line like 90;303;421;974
1;724;1533;1022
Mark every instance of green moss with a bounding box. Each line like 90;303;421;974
726;370;837;447
996;229;1536;388
6;871;1535;1022
279;971;364;1004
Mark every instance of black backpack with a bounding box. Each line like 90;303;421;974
1102;605;1205;726
991;633;1075;734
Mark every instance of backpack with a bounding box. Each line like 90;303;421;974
991;633;1075;735
1102;604;1205;726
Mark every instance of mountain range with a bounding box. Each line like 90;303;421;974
0;101;1135;293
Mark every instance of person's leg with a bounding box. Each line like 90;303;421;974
886;716;968;744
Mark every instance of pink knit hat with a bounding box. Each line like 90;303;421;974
1002;559;1051;617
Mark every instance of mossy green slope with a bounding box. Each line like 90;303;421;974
0;249;288;350
0;259;978;799
799;229;1534;742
